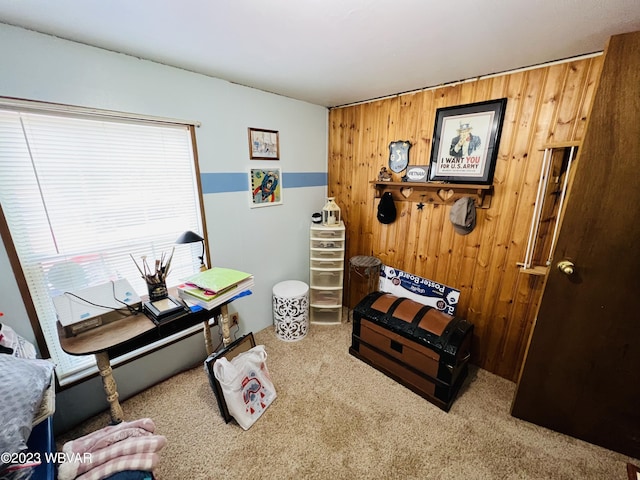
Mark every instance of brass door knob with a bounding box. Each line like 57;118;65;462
557;260;575;275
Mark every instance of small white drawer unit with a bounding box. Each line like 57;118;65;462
309;220;345;324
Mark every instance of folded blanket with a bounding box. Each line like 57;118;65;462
75;453;159;480
62;419;156;455
58;435;166;480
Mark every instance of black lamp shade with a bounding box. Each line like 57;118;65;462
176;230;207;270
175;230;204;244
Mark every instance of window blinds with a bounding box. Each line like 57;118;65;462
0;106;204;383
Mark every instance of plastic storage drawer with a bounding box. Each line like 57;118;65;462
310;269;344;287
310;238;345;250
310;229;345;240
310;249;344;260
310;306;343;324
310;259;343;269
310;288;342;306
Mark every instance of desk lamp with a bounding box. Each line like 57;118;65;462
176;230;207;271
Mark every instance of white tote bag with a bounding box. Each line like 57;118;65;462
213;345;277;430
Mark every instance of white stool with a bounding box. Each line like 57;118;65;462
272;280;309;341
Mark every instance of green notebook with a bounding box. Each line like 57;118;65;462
186;267;252;294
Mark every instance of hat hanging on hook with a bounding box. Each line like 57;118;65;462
377;192;397;224
449;197;476;235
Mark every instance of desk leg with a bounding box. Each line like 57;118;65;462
220;304;231;347
202;306;230;354
95;352;124;424
203;319;215;356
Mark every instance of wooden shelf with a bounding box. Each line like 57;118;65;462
371;181;493;208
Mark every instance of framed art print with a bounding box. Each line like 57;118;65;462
248;127;279;160
250;168;282;207
428;98;507;184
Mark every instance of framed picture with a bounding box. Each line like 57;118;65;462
250;168;282;207
204;332;256;423
248;127;279;159
142;296;187;324
428;98;507;184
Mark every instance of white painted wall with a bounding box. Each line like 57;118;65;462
0;23;328;433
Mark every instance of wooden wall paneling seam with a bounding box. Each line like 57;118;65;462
370;100;391;265
384;97;406;270
442;81;480;293
340;108;360;304
355;104;372;259
490;71;549;376
444;81;482;300
431;84;462;284
365;101;383;261
467;73;513;369
343;108;357;224
401;94;425;273
462;77;512;283
466;74;517;368
362;106;377;259
416;90;436;169
397;93;423;275
544;63;571;145
480;71;531;373
549;60;591;144
338;102;359;259
399;101;424;274
456;77;496;309
395;93;419;149
472;77;493;104
573;55;604;141
506;68;555;377
415;91;437;279
569;57;597;141
464;76;510;367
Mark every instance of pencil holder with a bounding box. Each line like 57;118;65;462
147;281;168;301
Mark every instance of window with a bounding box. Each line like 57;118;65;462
0;99;204;384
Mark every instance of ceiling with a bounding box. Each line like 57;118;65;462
1;0;639;108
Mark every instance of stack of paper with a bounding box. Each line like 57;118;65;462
177;267;254;310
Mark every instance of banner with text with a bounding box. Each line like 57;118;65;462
379;265;460;315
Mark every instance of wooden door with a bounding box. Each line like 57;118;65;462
511;31;640;459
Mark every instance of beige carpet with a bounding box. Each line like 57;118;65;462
58;318;638;479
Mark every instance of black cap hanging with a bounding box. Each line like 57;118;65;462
377;192;397;224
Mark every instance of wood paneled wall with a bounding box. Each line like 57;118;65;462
328;56;603;381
